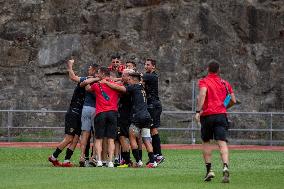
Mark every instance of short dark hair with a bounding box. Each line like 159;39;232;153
126;61;136;67
111;54;121;60
99;66;110;76
146;58;156;67
91;63;99;68
129;72;141;81
208;60;220;73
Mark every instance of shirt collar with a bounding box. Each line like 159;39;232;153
208;73;219;77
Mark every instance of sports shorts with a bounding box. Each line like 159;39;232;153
200;114;229;142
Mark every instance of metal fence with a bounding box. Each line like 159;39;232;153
0;109;283;145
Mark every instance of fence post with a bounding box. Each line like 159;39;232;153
7;110;13;142
191;80;196;144
270;113;273;146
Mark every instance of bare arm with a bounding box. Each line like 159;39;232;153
67;59;80;82
196;87;207;112
85;84;92;92
112;77;122;82
230;93;237;104
80;77;100;87
100;80;126;93
195;87;207;122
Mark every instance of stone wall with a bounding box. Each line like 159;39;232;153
0;0;284;112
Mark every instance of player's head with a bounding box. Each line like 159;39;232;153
88;63;99;76
144;58;156;73
128;72;142;84
126;61;136;70
111;54;122;68
122;69;135;83
207;60;220;74
98;66;110;79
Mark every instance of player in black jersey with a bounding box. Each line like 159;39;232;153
115;69;134;167
101;72;157;168
48;59;97;167
143;58;164;164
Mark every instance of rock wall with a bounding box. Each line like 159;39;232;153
0;0;284;112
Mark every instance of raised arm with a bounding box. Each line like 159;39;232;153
67;59;80;82
100;80;126;93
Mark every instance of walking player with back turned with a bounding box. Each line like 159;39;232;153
195;60;236;183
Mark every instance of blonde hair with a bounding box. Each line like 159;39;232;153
122;69;135;75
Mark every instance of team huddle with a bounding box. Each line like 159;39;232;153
48;55;164;168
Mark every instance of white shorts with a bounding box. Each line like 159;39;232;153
129;124;151;139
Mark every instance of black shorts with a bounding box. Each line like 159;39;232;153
118;118;131;138
132;110;152;129
147;102;162;128
94;111;118;139
65;112;82;136
200;114;229;142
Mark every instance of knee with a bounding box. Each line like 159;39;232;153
65;136;74;144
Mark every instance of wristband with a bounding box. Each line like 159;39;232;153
196;110;201;113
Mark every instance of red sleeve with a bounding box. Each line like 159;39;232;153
198;79;207;89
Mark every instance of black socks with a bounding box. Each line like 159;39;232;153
121;151;131;164
148;152;155;163
152;134;162;156
206;163;212;173
52;148;62;159
138;149;143;161
132;149;140;163
64;148;74;161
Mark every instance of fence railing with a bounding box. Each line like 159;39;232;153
0;109;284;145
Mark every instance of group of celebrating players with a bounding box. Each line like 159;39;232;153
48;55;165;168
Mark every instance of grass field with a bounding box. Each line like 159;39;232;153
0;148;283;189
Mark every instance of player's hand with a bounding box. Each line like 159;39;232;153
195;113;200;123
67;59;75;68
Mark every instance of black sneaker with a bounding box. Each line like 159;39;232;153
222;167;230;183
79;160;85;167
89;158;97;167
79;157;85;167
204;170;215;182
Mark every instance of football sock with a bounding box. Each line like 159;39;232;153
138;149;143;161
122;152;131;164
152;134;162;156
64;148;74;160
132;149;140;163
206;163;212;173
85;141;90;159
148;152;155;163
52;148;62;159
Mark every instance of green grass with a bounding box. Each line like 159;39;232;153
0;148;283;189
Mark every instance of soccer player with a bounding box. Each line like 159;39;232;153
195;60;236;183
108;55;125;77
101;72;157;168
142;58;164;164
85;67;121;168
115;69;135;167
48;59;97;167
71;64;100;167
125;60;136;71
